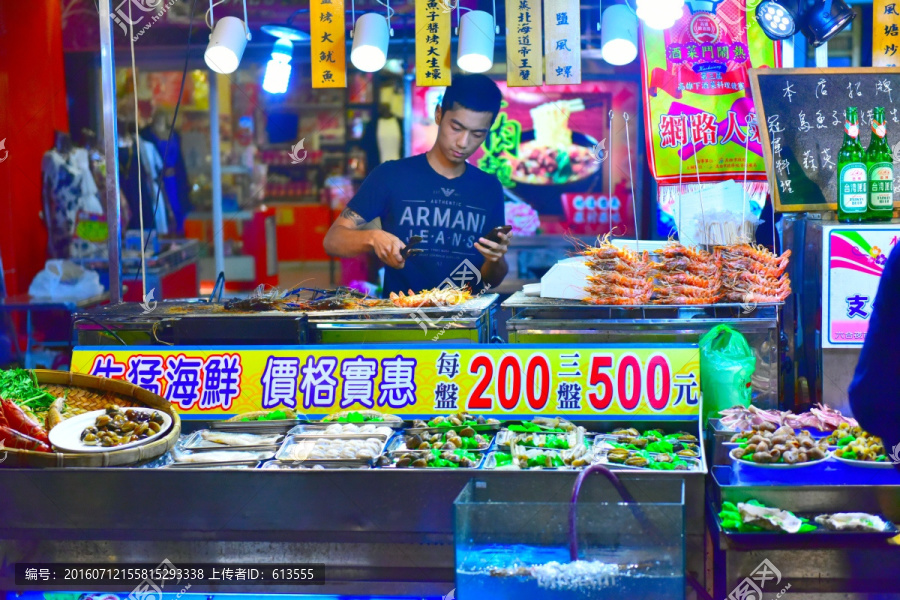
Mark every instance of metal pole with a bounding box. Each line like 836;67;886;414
98;0;123;303
209;73;225;278
403;73;413;158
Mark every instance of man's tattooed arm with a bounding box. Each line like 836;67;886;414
340;208;366;227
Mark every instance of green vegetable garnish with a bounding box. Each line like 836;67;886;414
338;412;383;423
837;435;855;447
0;369;56;411
508;422;565;433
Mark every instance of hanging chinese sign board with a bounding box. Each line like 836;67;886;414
874;0;900;67
641;1;780;185
415;0;452;86
72;344;700;420
506;0;543;87
310;0;347;88
750;67;900;212
544;0;581;85
822;226;900;348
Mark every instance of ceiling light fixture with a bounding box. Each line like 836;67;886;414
600;5;638;65
350;0;394;72
458;9;496;72
204;0;251;74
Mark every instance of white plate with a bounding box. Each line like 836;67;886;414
729;447;828;469
830;452;896;469
49;408;172;453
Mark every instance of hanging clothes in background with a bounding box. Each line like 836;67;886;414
118;135;171;236
41;146;104;258
141;122;192;234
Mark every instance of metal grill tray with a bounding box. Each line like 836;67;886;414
305;293;498;319
180;430;284;452
502;291;783;316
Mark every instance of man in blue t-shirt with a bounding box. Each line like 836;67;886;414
323;74;510;296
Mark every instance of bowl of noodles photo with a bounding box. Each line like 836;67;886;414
505;100;604;213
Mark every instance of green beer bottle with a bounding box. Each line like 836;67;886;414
865;106;894;221
837;107;867;223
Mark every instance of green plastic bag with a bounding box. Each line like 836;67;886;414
699;324;756;424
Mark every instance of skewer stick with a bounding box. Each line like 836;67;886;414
608;110;614;236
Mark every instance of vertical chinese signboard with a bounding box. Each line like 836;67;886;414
311;0;347;88
641;0;780;184
874;0;900;67
416;0;451;86
506;0;543;87
544;0;581;85
822;226;900;347
72;345;700;420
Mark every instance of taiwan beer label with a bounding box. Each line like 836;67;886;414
869;162;894;209
840;163;868;212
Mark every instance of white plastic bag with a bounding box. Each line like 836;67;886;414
28;260;104;300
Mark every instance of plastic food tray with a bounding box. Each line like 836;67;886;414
210;419;303;433
170;448;275;464
717;511;899;544
591;443;704;472
165;461;261;469
381;449;485;469
275;435;385;465
286;423;395;440
180;430;284;452
387;431;495;454
260;460;370;470
482;449;582;470
496;429;580;450
404;423;500;436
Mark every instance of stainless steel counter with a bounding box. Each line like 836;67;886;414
0;466;706;595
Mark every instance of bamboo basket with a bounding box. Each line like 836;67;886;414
1;370;181;468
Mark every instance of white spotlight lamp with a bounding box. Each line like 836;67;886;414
351;12;390;72
263;39;293;94
457;10;496;73
600;5;638;65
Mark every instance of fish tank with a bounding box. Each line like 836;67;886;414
454;475;685;600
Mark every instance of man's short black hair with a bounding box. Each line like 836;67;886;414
440;74;503;124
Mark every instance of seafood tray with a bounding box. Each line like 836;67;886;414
407;413;502;434
165;461;261;469
377;448;485;469
593;443;703;472
484;445;592;470
169;447;275;465
716;511;899;545
321;410;405;427
503;417;578;434
496;428;583;451
275;436;385;465
386;431;494;454
286;422;395;440
180;430;284;451
209;419;302;433
260;460;370;470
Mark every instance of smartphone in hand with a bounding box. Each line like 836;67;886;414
484;225;512;244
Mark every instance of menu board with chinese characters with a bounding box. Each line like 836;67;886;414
72;345;701;419
544;0;581;85
874;0;900;67
310;0;347;88
416;0;451;87
750;67;900;212
506;0;542;87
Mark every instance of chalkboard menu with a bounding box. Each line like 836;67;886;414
749;67;900;212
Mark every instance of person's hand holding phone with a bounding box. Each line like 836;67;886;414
475;225;512;263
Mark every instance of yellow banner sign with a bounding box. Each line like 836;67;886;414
311;0;347;88
874;0;900;67
544;0;581;85
72;345;700;420
416;0;452;86
506;0;543;87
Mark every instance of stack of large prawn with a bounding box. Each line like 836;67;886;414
389;287;473;308
581;238;653;305
650;244;723;305
718;244;791;303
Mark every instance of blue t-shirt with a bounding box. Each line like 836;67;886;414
347;154;506;296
